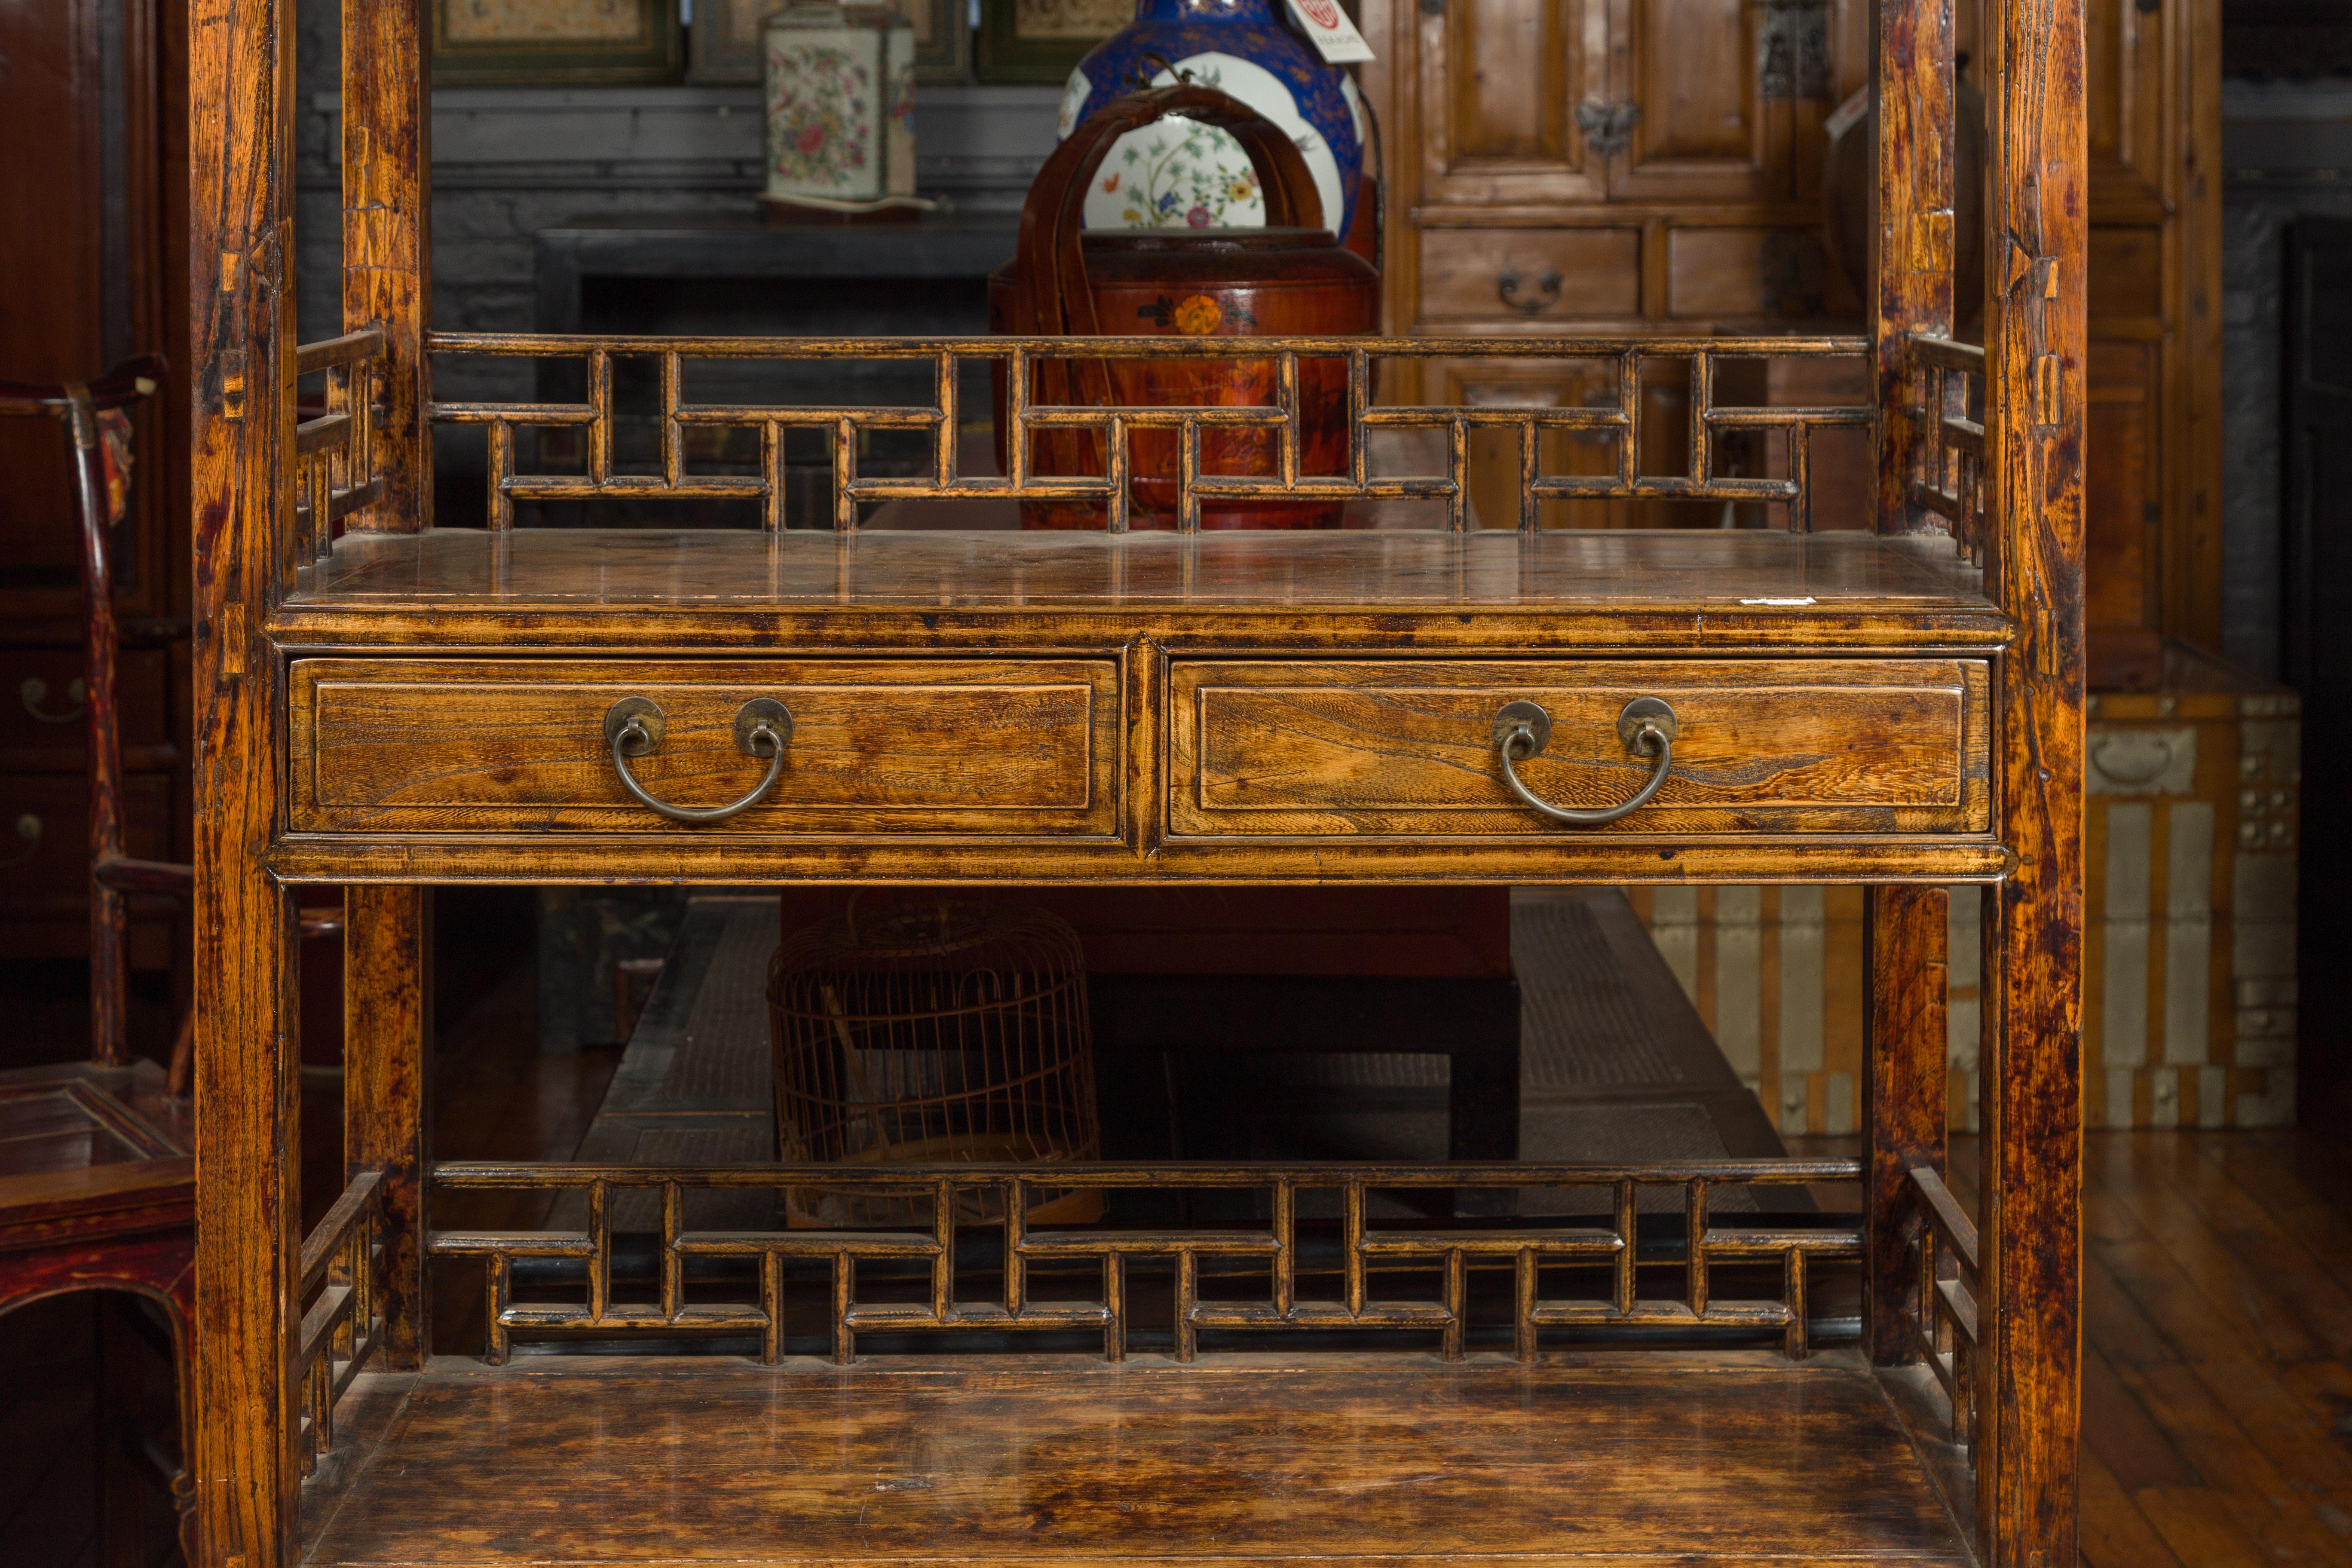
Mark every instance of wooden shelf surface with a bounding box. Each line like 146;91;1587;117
276;529;2000;649
298;1352;1971;1566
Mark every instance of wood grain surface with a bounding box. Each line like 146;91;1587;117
343;888;431;1370
280;526;1994;621
1976;0;2090;1553
297;1354;1970;1565
1171;658;1989;837
189;0;306;1550
1862;885;1950;1366
290;658;1120;836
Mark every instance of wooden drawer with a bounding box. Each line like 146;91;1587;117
290;659;1121;837
1418;228;1643;323
1168;660;1990;837
0;771;174;959
0;647;170;766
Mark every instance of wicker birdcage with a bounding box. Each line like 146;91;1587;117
767;897;1102;1228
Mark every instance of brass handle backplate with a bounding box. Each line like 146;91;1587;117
1492;697;1677;826
1574;99;1642;158
605;696;793;824
1497;266;1563;315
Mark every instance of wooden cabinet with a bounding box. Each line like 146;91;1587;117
0;0;191;974
1372;0;1867;337
1946;0;2220;669
1362;0;2223;662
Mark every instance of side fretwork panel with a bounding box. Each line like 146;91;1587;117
1170;659;1991;838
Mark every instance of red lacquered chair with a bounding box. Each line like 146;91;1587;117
0;358;340;1560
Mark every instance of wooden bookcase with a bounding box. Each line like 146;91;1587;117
183;0;2087;1561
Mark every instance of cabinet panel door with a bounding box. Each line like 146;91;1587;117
1418;0;1610;205
2086;0;2169;217
1612;0;1789;204
2086;339;2160;637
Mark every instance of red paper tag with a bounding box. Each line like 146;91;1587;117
1285;0;1374;63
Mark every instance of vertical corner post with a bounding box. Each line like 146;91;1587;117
344;886;434;1369
1872;0;1955;536
341;0;432;529
190;0;303;1553
1862;884;1950;1365
1981;0;2089;1555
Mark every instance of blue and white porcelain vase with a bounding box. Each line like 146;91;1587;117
1057;0;1366;240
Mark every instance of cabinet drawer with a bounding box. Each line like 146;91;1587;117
0;648;170;763
291;659;1120;836
1169;660;1990;838
0;771;174;959
1418;229;1642;323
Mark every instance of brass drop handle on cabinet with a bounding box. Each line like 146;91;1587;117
1496;266;1562;315
604;696;793;824
21;676;85;724
1491;697;1678;826
0;812;41;870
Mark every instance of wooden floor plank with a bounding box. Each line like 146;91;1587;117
2123;1133;2352;1358
2078;1446;2187;1568
2080;1344;2198;1491
2083;1247;2180;1369
298;1357;1969;1567
2128;1488;2279;1568
2111;1357;2352;1565
2087;1136;2332;1365
2077;1135;2352;1564
2195;1133;2352;1299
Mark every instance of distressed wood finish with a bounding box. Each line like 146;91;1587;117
1170;659;1990;838
338;0;427;530
185;0;2090;1550
298;1355;1970;1567
1978;0;2089;1557
290;658;1121;837
428;1158;1859;1366
1862;884;1950;1365
189;0;302;1554
282;522;1993;626
268;833;2012;891
1873;0;1954;540
343;888;429;1370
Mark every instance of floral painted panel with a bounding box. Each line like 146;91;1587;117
1017;0;1131;41
769;37;876;196
444;0;646;43
766;16;921;202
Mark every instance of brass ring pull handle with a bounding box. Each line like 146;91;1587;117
1497;266;1563;315
1492;697;1678;826
604;696;793;824
20;676;85;725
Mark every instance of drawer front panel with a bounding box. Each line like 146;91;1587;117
292;659;1120;836
0;648;170;760
1418;229;1644;323
1170;660;1990;837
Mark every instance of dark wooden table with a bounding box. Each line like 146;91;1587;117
532;211;1020;338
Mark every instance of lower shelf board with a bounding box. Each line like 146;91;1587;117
299;1351;1973;1566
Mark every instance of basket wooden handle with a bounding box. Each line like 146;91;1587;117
1008;85;1328;460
